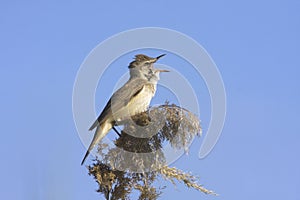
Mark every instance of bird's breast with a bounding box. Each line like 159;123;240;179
113;84;157;122
129;84;156;115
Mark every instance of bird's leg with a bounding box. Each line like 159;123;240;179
147;107;152;122
112;127;121;137
105;188;110;200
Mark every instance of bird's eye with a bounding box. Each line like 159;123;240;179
144;61;151;65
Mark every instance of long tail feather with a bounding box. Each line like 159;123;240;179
81;123;112;165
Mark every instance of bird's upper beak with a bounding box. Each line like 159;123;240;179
148;54;166;63
155;54;166;61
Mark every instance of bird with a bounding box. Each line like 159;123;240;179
81;54;169;165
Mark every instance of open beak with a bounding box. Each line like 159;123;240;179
154;54;169;72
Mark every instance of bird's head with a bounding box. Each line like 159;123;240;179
128;54;169;80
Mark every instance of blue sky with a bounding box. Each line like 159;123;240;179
1;0;300;199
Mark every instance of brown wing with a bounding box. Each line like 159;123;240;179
89;78;148;131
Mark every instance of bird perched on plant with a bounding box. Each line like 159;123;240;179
81;54;169;165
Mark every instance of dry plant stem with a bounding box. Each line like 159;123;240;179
87;103;216;199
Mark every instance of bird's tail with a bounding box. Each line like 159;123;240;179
81;122;112;165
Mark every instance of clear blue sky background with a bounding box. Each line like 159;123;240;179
1;0;299;199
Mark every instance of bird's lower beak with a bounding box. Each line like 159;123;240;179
157;69;170;73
